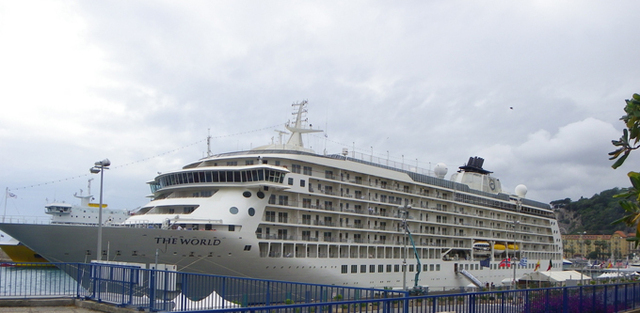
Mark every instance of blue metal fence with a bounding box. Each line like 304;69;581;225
1;262;640;312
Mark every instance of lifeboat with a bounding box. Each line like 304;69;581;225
473;241;491;255
493;243;506;254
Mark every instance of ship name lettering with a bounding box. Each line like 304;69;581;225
154;237;221;246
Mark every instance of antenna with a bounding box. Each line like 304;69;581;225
206;128;212;157
274;130;288;145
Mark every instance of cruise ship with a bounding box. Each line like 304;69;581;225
0;101;562;291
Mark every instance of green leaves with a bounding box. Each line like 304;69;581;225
611;94;640;247
610;94;640;169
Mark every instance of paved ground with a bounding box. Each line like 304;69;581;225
0;299;135;313
0;307;100;312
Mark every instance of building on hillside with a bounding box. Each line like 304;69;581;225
562;231;635;260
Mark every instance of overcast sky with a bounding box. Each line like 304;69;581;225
1;1;639;220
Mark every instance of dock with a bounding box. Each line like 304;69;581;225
0;298;134;313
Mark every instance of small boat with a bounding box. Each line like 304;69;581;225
473;241;491;255
494;243;506;254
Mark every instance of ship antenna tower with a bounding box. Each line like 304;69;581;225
206;128;213;157
285;100;323;149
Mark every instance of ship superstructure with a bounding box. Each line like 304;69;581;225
0;101;562;290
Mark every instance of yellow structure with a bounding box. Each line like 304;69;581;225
562;231;634;260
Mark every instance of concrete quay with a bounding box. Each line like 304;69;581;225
0;298;137;313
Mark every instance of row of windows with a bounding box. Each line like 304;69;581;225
150;169;286;192
340;263;442;274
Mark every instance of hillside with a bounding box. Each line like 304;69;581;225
553;187;634;235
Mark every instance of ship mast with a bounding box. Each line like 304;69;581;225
285;100;323;149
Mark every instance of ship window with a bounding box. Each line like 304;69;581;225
242;171;248;182
205;224;212;230
257;191;265;199
246;160;254;165
409;265;414;272
378;265;384;273
265;211;275;222
288;178;294;185
229;225;235;231
361;265;367;273
230;207;239;214
370;265;376;273
243;191;251;198
341;265;347;274
351;265;358;273
303;166;312;175
386;265;391;272
300;180;305;187
244;245;251;251
248;208;255;216
394;265;400;272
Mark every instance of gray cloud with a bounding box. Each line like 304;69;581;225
1;1;639;218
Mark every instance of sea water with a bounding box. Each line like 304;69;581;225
0;265;77;297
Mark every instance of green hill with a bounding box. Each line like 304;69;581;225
552;188;634;235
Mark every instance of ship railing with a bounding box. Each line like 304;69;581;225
0;215;51;225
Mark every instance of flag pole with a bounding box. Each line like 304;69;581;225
3;187;7;223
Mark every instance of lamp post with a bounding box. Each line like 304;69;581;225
90;158;110;261
399;204;411;291
580;231;586;284
512;185;526;290
512;219;520;289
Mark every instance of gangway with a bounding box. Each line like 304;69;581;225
460;269;483;287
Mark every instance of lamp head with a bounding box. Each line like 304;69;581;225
90;167;101;174
95;158;111;167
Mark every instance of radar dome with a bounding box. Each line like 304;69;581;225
515;184;528;198
434;163;448;179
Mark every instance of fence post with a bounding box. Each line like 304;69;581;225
615;284;619;313
221;276;227;309
592;285;596;313
403;292;409;313
149;268;156;311
470;293;476;313
545;288;549;313
75;264;82;298
604;284;609;312
91;264;97;300
266;280;271;306
563;288;568;313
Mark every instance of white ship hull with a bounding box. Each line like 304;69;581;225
0;101;563;291
0;223;538;289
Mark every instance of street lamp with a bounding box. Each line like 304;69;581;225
90;158;110;261
512;219;520;289
399;204;411;291
513;184;526;290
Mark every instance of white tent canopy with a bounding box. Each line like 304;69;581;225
597;272;639;279
520;270;590;283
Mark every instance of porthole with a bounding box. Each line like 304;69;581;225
243;191;251;198
257;191;265;199
248;207;255;216
229;207;239;214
